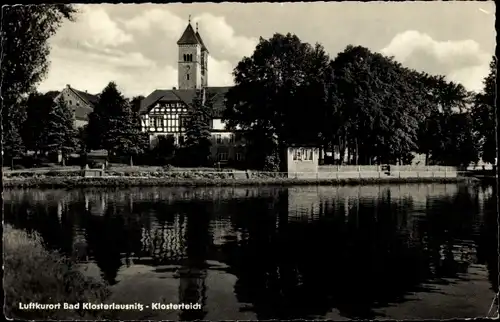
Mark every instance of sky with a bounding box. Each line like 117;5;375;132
37;2;496;97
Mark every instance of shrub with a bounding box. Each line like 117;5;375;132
4;225;110;320
162;164;173;171
263;155;280;172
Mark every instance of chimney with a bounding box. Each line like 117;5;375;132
173;87;176;90
66;84;70;88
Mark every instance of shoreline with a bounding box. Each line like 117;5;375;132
4;224;110;320
2;175;482;189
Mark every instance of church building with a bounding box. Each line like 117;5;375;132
139;19;245;164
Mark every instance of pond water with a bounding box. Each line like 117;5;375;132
4;183;498;320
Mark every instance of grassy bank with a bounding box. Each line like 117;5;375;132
3;224;110;320
3;175;472;188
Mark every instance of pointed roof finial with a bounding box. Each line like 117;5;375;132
188;14;191;24
196;22;199;32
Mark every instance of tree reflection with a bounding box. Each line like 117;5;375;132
3;184;497;320
217;185;489;319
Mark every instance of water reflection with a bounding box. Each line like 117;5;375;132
3;184;498;320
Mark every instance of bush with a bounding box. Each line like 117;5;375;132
2;175;468;189
4;225;110;320
263;155;280;172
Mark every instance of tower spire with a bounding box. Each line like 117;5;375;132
196;22;199;33
188;14;191;24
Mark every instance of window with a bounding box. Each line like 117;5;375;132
293;148;313;161
153;117;163;129
218;153;228;161
160;113;180;132
186;74;190;81
69;100;73;105
179;135;185;145
229;134;235;144
236;153;243;161
216;134;222;144
293;149;301;161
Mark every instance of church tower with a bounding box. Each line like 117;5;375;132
177;17;209;90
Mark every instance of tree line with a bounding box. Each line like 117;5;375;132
223;34;496;170
2;81;216;168
1;5;497;173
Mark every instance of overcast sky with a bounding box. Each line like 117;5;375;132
37;2;496;97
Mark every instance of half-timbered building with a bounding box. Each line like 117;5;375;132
140;19;245;164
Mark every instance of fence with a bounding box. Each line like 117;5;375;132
318;165;459;172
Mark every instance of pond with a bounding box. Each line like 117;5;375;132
3;183;498;320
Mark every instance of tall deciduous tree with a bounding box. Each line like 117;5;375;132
181;89;214;166
1;4;76;203
415;73;478;166
224;33;331;170
42;97;78;165
472;57;497;165
329;45;421;165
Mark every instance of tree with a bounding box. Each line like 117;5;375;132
87;82;147;165
224;33;331;170
130;95;145;114
1;4;76;204
472;57;497;164
22;92;54;155
414;72;478;166
42;97;78;165
181;89;214;167
3;104;25;169
77;126;89;167
328;45;422;165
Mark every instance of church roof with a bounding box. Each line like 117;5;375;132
195;31;208;52
177;23;201;46
140;87;231;118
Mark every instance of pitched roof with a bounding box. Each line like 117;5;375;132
140;87;232;118
70;88;99;106
195;31;208;53
177;23;200;46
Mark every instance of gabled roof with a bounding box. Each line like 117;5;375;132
177;23;200;46
70;88;99;106
140;87;231;118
